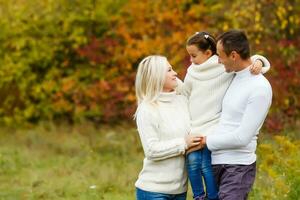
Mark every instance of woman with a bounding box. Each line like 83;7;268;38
134;55;201;200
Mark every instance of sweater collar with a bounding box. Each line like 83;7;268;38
158;91;176;102
187;55;226;80
235;66;252;79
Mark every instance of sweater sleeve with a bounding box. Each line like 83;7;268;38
181;73;192;98
136;105;186;161
175;78;184;95
250;54;271;74
207;86;272;151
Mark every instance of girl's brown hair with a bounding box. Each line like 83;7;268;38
187;31;217;55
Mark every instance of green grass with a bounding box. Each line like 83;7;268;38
0;124;142;200
0;124;299;199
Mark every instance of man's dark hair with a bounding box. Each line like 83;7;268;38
217;30;250;59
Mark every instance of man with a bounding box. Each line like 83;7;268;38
201;30;272;199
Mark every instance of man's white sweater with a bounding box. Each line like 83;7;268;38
178;55;270;137
135;92;190;194
206;66;272;165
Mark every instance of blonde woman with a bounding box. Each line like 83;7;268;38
134;55;201;200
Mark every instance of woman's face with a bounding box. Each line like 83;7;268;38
163;63;178;92
186;45;212;65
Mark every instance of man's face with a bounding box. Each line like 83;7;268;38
217;41;235;73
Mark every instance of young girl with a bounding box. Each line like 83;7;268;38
134;55;202;200
178;32;270;200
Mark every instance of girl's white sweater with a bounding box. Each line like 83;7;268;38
178;55;270;136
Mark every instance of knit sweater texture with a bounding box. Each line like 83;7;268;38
177;54;270;136
135;92;190;194
206;66;272;165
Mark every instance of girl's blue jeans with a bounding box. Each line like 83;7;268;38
186;146;219;200
136;187;187;200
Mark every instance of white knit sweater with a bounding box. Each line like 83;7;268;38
177;55;270;136
206;66;272;165
135;92;190;194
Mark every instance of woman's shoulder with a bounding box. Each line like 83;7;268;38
135;102;161;127
136;102;159;117
137;102;155;112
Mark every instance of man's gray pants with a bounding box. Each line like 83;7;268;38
212;162;256;200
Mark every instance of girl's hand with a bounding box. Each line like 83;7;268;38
250;59;263;75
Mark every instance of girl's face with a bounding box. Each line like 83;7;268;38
163;63;178;92
186;45;212;65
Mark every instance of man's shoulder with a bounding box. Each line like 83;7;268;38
251;74;272;89
249;74;272;97
259;74;271;88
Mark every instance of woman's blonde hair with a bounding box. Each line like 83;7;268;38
135;55;169;106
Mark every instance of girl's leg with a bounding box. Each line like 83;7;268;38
201;147;219;200
186;150;206;199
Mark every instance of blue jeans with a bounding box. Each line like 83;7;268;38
186;147;219;200
136;188;187;200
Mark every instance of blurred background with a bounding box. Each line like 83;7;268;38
0;0;299;199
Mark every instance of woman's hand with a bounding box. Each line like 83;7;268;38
250;59;263;75
186;136;206;155
184;135;201;149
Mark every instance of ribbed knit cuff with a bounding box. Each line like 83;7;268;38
180;138;187;155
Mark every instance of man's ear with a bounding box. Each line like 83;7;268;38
231;51;240;61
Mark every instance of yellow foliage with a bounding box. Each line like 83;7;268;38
256;135;300;199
